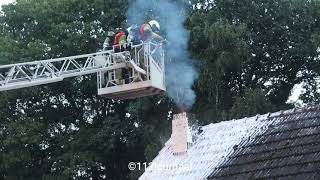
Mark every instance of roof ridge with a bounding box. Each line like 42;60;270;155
281;104;320;116
201;104;320;129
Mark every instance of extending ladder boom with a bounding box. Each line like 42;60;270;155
0;45;137;91
0;42;166;100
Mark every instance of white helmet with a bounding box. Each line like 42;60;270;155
149;20;160;31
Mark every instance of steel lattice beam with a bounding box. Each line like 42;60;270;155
0;47;134;91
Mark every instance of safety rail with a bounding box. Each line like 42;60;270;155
97;41;166;99
97;41;164;89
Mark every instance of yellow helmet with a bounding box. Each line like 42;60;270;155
149;20;160;31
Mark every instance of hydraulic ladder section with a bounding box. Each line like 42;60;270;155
0;42;166;100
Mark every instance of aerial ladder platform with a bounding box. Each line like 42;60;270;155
0;42;166;100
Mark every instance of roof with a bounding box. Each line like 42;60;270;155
139;105;320;180
139;112;276;179
208;106;320;179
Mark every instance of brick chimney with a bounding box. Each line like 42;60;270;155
171;112;198;155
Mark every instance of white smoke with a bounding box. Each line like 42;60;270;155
127;0;198;109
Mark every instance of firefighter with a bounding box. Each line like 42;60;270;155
127;24;140;45
103;31;115;51
113;29;130;53
112;29;132;84
140;20;165;42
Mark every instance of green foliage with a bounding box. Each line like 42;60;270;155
0;0;320;179
229;88;275;119
0;0;158;179
190;17;249;123
189;0;320;123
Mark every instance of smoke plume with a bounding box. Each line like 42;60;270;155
127;0;198;109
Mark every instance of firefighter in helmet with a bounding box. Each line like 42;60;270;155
140;20;165;42
113;29;131;53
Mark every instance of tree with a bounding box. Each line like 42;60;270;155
229;88;275;119
1;0;320;179
0;0;162;179
188;0;320;123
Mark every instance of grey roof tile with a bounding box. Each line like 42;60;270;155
208;105;320;180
